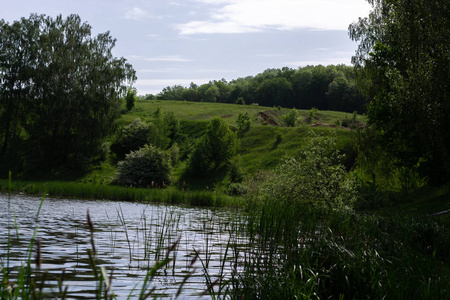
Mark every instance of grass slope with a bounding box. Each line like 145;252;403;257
122;100;361;174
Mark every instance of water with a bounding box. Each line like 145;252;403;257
0;193;248;299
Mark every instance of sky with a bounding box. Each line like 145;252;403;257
1;0;372;95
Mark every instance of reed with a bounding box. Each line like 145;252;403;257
217;196;450;299
3;175;448;299
0;193;203;299
0;179;243;208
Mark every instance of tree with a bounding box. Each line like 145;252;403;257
283;108;298;127
189;117;237;175
115;144;172;188
204;85;220;102
125;87;137;111
0;14;136;168
237;112;251;133
0;15;41;160
110;119;151;160
262;134;355;210
349;0;450;185
256;77;294;107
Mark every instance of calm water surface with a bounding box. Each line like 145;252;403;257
0;193;248;299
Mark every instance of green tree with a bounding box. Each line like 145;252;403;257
237;112;251;133
189;117;237;175
125;87;137;111
349;0;450;185
110;119;151;161
204;85;220;102
0;14;136;168
283;108;298;127
115;144;172;188
0;15;41;160
256;77;294;107
157;85;185;101
262;134;356;210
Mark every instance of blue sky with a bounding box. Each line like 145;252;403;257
1;0;372;95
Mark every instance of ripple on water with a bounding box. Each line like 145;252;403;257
0;194;249;299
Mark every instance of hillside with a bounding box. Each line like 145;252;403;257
124;99;365;128
79;100;364;189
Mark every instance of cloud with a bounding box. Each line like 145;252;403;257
124;7;151;20
177;0;371;34
144;55;192;62
127;55;192;62
286;56;354;67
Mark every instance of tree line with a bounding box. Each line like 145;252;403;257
149;65;367;114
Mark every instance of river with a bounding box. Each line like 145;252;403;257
0;193;247;299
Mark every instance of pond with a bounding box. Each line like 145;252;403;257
0;193;249;299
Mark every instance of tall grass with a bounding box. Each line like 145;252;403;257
0;196;196;299
215;195;450;299
0;179;242;208
2;174;449;299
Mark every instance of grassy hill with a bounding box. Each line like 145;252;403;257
79;100;364;189
124;99;365;128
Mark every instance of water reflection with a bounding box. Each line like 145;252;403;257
0;194;246;299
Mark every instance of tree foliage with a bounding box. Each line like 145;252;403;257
237;112;251;133
125;87;137;111
155;65;366;113
115;144;172;188
349;0;450;185
0;14;136;168
189;117;237;175
262;134;356;210
110;119;151;161
283;108;298;127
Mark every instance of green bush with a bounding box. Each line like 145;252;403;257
236;112;251;133
115;145;172;188
236;97;246;105
260;133;356;210
125;87;137;111
283;108;298;127
110;119;152;160
188;117;237;176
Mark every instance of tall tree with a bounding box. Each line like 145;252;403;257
349;0;450;185
0;14;136;169
189;117;237;175
0;15;41;159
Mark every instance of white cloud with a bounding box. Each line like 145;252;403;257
177;0;371;34
144;55;192;62
286;56;353;67
124;7;150;20
127;55;192;62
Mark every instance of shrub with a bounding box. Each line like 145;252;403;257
236;112;251;133
188;117;237;176
236;97;246;105
261;133;356;210
110;119;152;160
228;157;244;183
168;142;180;165
125;88;137;111
115;145;172;188
283;108;298;127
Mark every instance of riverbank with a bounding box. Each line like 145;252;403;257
0;179;243;208
2;179;450;299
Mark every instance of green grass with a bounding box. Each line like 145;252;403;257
228;193;450;299
0;179;243;208
124;99;366;127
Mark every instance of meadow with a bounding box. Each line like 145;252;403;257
1;100;449;299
